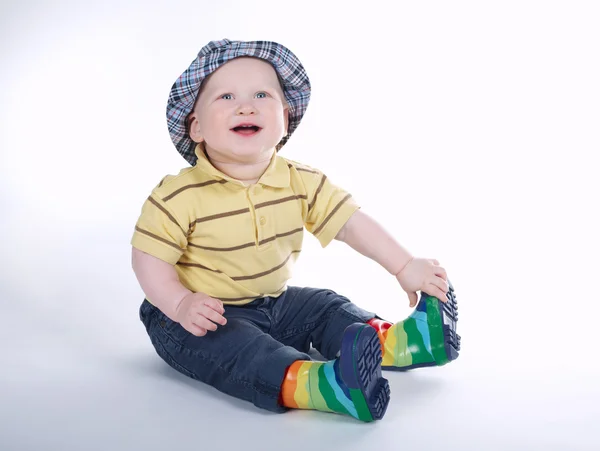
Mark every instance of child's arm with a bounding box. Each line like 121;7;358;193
335;210;449;306
131;247;192;320
132;247;226;335
335;210;413;276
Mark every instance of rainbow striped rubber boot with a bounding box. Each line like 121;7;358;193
281;323;390;422
371;280;461;371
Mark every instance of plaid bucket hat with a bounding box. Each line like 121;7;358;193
166;39;311;166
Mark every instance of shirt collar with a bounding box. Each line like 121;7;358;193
193;144;290;188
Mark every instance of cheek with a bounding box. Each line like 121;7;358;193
270;107;287;129
201;110;227;138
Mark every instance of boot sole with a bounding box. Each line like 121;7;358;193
382;280;461;371
339;324;391;421
440;280;461;361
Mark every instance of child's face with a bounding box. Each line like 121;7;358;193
188;57;289;164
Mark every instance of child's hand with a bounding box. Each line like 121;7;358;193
395;257;449;308
174;292;227;337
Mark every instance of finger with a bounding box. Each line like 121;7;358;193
188;323;207;337
427;283;448;303
430;275;449;295
408;292;418;307
201;306;227;326
205;297;225;314
432;265;448;281
194;315;219;332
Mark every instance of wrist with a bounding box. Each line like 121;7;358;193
169;286;194;322
394;256;414;277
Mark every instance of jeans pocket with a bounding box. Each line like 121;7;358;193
156;311;192;345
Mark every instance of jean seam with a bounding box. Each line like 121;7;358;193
145;303;255;389
254;377;286;395
154;339;200;380
279;305;333;341
152;317;277;396
274;302;368;342
336;306;373;323
256;307;274;334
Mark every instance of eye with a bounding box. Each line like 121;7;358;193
220;93;233;100
255;92;268;99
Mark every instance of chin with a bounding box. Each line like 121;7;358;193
232;145;275;159
206;140;277;162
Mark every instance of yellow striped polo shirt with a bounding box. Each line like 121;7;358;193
131;145;360;305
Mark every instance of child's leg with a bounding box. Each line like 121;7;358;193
266;286;377;360
139;299;307;413
264;284;459;371
139;298;389;420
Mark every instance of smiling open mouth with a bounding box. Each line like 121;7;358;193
232;125;261;135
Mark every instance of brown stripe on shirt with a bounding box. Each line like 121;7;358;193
176;250;299;281
148;196;187;236
135;226;184;252
260;227;304;246
308;174;327;211
231;250;301;281
177;261;223;273
188;240;255;252
189;194;306;226
255;194;307;210
189;207;251;228
188;227;304;251
295;166;319;174
313;193;352;235
163;179;227;202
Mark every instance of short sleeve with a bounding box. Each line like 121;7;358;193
303;171;360;247
131;192;189;264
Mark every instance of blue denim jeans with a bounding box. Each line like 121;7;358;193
139;286;376;412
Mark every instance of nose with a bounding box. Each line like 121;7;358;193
236;102;256;116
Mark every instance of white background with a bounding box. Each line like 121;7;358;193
1;1;599;450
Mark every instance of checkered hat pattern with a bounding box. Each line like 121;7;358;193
166;39;311;166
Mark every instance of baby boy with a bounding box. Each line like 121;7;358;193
131;39;459;422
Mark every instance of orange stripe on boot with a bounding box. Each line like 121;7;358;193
280;360;303;408
367;318;393;358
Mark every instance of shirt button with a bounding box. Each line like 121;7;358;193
259;216;267;226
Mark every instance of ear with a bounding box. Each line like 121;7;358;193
187;112;205;143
